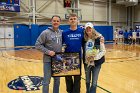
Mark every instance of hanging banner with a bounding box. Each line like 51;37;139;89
0;0;20;12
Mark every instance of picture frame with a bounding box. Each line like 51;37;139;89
51;52;81;77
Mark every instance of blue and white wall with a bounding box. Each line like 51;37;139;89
13;24;113;47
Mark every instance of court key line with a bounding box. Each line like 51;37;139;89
81;77;112;93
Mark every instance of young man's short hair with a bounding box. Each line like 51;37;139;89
69;13;78;18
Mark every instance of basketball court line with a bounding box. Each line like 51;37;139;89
1;44;140;93
81;77;111;93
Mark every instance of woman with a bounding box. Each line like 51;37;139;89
83;22;106;93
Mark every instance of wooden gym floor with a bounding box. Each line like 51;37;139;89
0;44;140;93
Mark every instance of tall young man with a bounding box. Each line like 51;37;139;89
62;13;84;93
35;15;62;93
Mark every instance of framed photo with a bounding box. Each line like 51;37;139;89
51;52;81;77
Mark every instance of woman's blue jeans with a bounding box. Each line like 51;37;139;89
42;62;60;93
84;64;101;93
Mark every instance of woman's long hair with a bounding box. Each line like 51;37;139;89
84;28;100;41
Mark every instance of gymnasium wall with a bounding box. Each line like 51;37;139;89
14;24;113;47
14;24;31;46
0;25;14;48
94;26;113;41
